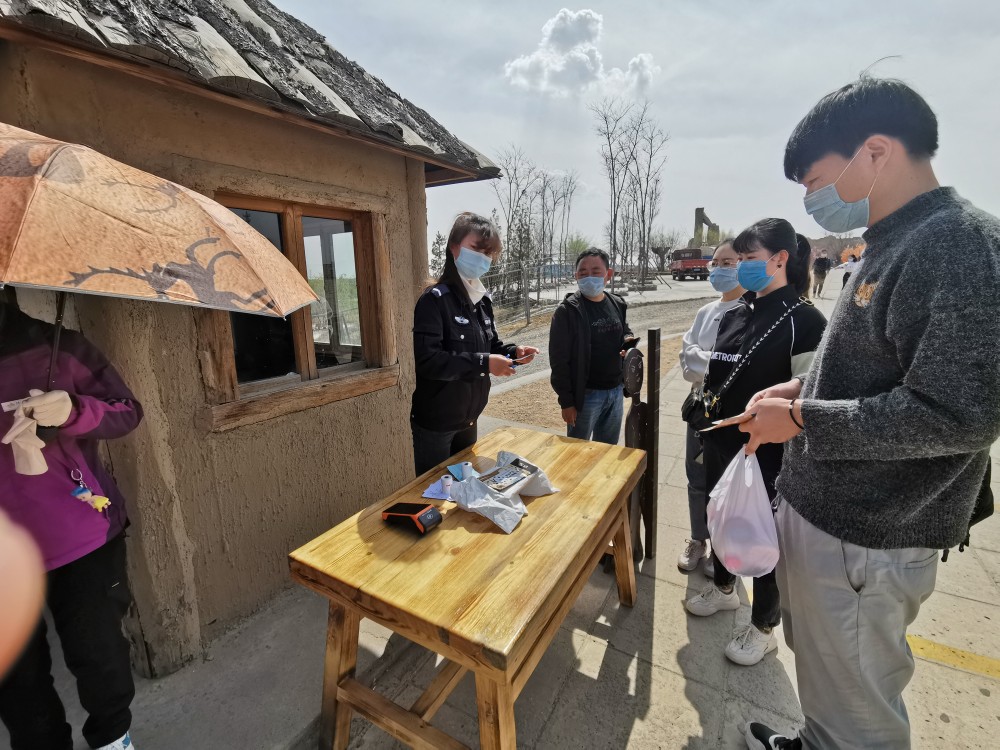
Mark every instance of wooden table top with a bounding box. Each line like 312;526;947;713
290;427;646;678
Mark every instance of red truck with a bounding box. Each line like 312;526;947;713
669;248;710;281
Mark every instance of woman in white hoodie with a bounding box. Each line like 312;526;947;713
676;240;745;573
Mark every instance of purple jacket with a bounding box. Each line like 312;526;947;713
0;305;143;570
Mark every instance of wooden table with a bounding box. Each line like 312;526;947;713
289;427;647;750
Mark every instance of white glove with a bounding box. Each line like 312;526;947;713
22;389;73;427
2;407;47;475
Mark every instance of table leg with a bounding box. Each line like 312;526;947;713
475;673;516;750
320;601;360;750
612;507;638;607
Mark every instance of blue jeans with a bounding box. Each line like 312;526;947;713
567;386;624;445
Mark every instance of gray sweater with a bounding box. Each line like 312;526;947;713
778;188;1000;549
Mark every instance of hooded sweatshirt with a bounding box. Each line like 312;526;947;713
0;305;143;570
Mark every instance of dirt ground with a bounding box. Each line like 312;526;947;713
483;336;684;430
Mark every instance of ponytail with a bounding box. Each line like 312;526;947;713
789;234;812;298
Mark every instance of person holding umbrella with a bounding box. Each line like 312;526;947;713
410;213;538;475
0;295;143;750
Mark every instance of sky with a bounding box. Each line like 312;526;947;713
277;1;1000;247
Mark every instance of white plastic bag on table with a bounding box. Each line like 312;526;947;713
447;451;559;534
706;452;779;577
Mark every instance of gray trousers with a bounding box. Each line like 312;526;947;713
774;500;938;749
684;426;709;541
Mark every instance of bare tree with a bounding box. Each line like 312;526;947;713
625;112;669;285
590;98;645;289
556;171;579;270
490;146;540;319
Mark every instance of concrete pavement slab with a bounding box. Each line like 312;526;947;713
910;589;1000;659
596;575;736;692
904;659;999;749
637;521;714;593
561;566;618;634
973;547;1000;591
933;548;1000;606
536;633;725;750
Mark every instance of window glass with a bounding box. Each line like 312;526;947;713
229;209;297;383
302;216;363;369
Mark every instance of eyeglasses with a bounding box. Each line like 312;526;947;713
708;260;737;269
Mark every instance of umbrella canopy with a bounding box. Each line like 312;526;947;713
0;123;317;317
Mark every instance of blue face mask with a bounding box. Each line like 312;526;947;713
737;259;775;293
803;149;880;233
455;247;491;279
709;267;740;293
577;276;606;298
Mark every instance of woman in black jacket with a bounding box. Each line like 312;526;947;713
684;218;827;667
410;213;538;475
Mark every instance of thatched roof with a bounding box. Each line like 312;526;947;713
0;0;499;184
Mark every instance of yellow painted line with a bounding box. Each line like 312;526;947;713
907;635;1000;680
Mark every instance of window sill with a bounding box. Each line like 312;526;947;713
199;364;399;432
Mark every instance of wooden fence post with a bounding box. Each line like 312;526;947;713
643;328;661;559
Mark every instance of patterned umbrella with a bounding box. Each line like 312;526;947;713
0;122;317;317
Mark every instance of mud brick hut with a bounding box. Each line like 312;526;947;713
0;0;498;676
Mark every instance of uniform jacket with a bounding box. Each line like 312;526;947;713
411;282;515;432
548;291;632;413
0;305;143;570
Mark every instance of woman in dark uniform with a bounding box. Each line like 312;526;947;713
684;218;827;666
410;213;538;475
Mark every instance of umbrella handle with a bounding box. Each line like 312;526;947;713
47;292;66;390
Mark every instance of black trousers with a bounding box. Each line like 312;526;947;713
411;419;478;476
0;534;134;750
703;431;782;630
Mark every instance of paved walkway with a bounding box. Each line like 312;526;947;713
17;274;997;749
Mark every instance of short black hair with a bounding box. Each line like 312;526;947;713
575;248;610;269
784;77;938;182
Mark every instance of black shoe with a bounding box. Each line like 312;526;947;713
745;722;802;749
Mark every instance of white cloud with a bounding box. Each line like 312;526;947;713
504;8;658;97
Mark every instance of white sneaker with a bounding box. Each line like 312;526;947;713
685;584;740;616
96;732;134;750
702;555;715;578
677;539;708;571
725;623;777;665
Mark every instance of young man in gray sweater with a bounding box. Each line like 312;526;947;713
731;78;1000;749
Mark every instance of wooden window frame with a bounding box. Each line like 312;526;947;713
195;195;398;432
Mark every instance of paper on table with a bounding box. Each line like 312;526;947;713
422;477;451;500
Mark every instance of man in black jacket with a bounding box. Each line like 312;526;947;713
549;249;634;444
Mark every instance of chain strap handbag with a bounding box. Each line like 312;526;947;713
695;297;812;426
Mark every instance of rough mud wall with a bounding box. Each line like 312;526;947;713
0;43;420;674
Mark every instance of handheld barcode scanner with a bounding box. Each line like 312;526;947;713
381;502;442;534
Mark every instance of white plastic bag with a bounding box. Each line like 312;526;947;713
447;451;559;534
706;452;779;577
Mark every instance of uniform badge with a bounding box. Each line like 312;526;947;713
854;281;878;308
454;316;469;325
